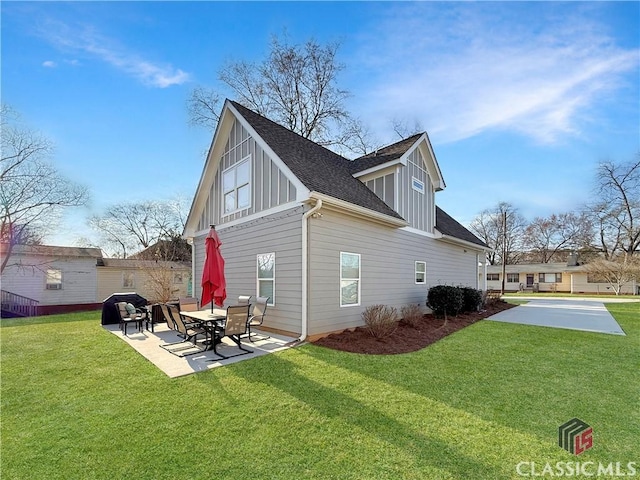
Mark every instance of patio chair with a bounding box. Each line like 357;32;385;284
206;304;253;360
238;295;253;306
245;296;270;342
159;305;207;357
115;301;144;335
179;297;199;311
160;304;176;331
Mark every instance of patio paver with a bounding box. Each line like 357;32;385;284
104;323;300;377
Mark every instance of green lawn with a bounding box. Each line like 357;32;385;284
2;303;638;479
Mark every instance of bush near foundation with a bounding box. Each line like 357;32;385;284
427;285;463;319
461;287;483;312
362;305;398;338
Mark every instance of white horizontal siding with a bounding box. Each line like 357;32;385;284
308;209;480;335
2;256;98;306
193;207;303;334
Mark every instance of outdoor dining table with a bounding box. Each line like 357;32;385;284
179;309;228;351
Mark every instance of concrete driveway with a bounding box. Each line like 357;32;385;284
486;298;629;336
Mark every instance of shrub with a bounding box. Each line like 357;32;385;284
461;287;483;313
400;304;423;327
362;305;398;338
427;285;463;318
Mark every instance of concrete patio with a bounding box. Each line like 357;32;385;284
104;322;300;378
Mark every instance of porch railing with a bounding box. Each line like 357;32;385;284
1;290;39;317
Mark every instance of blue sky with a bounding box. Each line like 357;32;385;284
2;1;639;247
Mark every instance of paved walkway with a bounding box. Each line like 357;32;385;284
104;323;299;378
487;299;629;336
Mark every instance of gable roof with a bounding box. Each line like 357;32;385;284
435;207;488;248
347;134;423;174
229;101;403;220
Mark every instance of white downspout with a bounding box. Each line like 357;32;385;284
300;198;323;342
188;238;195;297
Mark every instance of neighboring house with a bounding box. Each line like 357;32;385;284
485;260;638;295
184;100;489;340
96;258;192;304
1;244;103;316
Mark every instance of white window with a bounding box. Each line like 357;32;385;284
257;253;275;306
45;269;62;290
540;273;562;283
340;252;361;307
506;273;519;283
222;157;251;214
487;273;499;281
411;176;425;194
415;261;426;284
123;272;135;289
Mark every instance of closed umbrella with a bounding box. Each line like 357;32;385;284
201;225;226;312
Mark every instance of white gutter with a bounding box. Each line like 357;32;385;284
299;198;323;342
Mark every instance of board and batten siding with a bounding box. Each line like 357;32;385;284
396;148;435;233
307;209;480;336
197;118;298;231
193;207;304;335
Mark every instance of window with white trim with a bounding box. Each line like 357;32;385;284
222;157;251;214
506;273;519;283
415;261;426;284
46;269;62;290
487;273;499;281
340;252;361;307
123;272;135;289
539;273;562;283
411;176;425;194
257;253;275;306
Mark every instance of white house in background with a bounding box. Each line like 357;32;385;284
96;258;191;303
183;100;489;340
485;262;638;295
1;244;103;316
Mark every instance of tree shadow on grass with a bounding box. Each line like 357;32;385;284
232;353;505;479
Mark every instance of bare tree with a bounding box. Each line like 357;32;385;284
469;202;527;265
188;34;377;157
587;156;640;260
1;105;89;273
89;199;186;258
582;257;640;295
523;213;594;263
391;117;424;140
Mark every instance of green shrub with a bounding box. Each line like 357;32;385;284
461;287;483;312
362;305;398;338
400;304;423;327
427;285;463;318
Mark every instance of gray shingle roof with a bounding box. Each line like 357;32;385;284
348;134;423;174
230;101;402;220
229;100;485;248
435;207;488;248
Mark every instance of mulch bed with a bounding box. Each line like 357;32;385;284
312;301;517;355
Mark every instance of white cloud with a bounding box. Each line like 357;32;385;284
354;3;639;144
42;60;57;68
38;19;189;88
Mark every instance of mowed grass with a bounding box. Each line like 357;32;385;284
1;302;638;479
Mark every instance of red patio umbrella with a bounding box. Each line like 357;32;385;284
201;225;226;311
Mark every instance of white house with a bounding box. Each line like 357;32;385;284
1;244;103;316
184;100;489;340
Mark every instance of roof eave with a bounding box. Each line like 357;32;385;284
308;192;409;228
434;229;491;252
